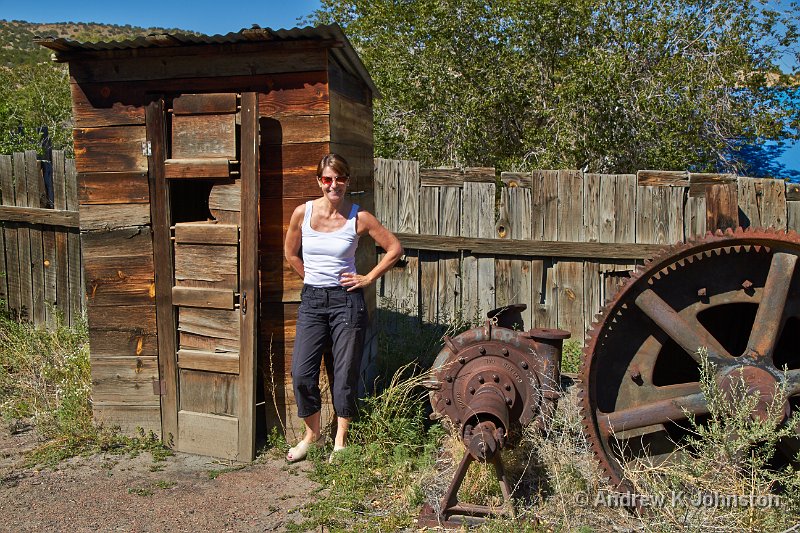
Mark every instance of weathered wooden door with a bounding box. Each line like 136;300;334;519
145;92;259;461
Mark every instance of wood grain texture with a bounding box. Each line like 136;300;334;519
438;186;461;323
26;151;46;325
684;195;707;239
12;152;33;321
259;71;329;117
177;410;238;460
174;222;238;245
238;91;259;461
209;180;241;214
145;99;178;442
178;307;240;343
420;167;495;187
74;125;147;173
65;159;82;324
179;369;238;416
688;173;736;197
78;172;149;204
91;356;160;404
174;243;238;289
68;46;328;83
461;182;481;322
164;158;232;179
79;203;151;231
171;114;236;159
705;183;738;232
637;170;689;187
178;349;239;374
329;92;373;147
51;153;70;323
1;155;19;316
0;205;79;227
476;182;497;316
172;287;234;309
418;186;439;323
173;93;237;115
261;114;330;145
70;81;146;128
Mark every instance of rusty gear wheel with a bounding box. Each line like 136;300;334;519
579;227;800;489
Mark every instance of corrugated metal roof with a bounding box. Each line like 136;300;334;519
36;24;378;96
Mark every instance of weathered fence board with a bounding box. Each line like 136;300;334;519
374;159;795;342
0;151;83;326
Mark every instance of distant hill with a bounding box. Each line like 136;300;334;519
0;19;197;66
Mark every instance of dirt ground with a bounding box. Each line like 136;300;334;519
0;427;321;532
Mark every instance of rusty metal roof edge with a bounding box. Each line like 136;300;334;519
34;23;379;96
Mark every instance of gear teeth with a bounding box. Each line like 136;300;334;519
579;225;800;493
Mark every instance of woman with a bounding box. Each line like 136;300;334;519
283;153;403;462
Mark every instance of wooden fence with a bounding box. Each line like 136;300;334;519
373;159;800;341
0;151;83;327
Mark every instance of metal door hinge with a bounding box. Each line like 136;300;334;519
152;379;166;396
141;140;152;156
241;291;247;315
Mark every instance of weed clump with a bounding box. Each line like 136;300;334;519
0;313;171;465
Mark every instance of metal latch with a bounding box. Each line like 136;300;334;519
241;291;247;315
141;140;152;156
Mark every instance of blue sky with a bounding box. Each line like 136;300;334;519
0;0;797;175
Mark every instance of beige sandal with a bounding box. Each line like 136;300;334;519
286;439;316;463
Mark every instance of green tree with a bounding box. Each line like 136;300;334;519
0;62;73;155
312;0;799;174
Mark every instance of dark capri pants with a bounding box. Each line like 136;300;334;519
291;284;367;419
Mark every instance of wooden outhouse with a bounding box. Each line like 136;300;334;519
39;25;378;461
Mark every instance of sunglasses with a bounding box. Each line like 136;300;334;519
318;175;350;186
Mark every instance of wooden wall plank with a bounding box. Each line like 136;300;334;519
73;125;147;173
531;170;557;328
476;182;496;318
78;172;150;204
0;155;17;316
329;92;373;147
556;170;584;337
68;47;328;84
419;186;439;323
394;160;419;314
13;153;33;321
788;201;800;233
461;182;480;323
261;115;330;145
91;356;160;404
52;153;69;322
438;186;461;324
684;195;707;239
500;184;532;327
706;183;738;232
259;71;329;117
79;204;151;231
177;411;238;460
583;173;603;336
761;178;787;230
173;93;238;115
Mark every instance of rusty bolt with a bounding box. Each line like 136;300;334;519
459;357;466;364
478;375;485;384
446;375;453;383
521;361;529;370
493;374;500;383
697;287;707;297
502;348;509;356
445;398;452;405
479;346;486;355
455;418;461;425
505;384;512;392
469;387;475;394
630;369;642;382
505;397;513;406
742;280;753;290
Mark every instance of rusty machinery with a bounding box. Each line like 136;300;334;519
579;227;800;491
419;304;570;525
420;228;800;525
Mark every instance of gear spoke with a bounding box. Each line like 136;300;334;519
745;252;797;360
598;385;706;434
635;289;731;361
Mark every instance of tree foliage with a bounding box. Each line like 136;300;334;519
0;62;73;155
312;0;799;174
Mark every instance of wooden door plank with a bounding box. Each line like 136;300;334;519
174;222;238;245
173;243;238;289
238;91;259;461
164;158;232;179
145;98;178;444
180;369;238;416
172;287;235;309
171;114;237;159
177;411;238;460
177;349;239;374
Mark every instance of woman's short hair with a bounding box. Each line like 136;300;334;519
317;153;350;178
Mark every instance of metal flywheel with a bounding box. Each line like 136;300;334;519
579;227;800;488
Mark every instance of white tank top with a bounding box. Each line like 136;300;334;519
302;201;360;287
